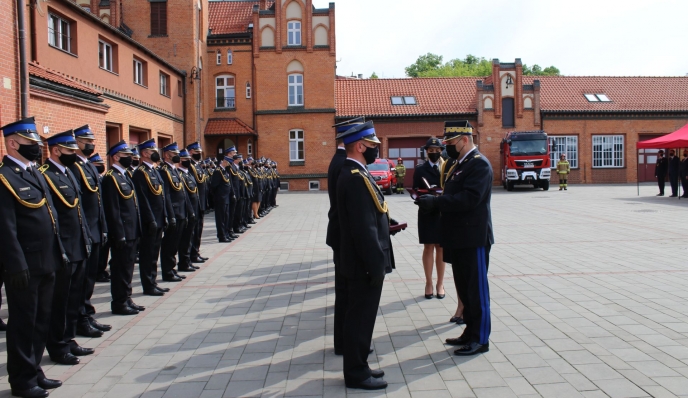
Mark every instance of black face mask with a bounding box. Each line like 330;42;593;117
171;155;181;164
191;153;202;161
119;156;133;168
81;143;95;157
18;143;41;162
59;151;77;167
132;159;140;167
181;160;191;169
95;165;105;174
428;152;441;163
150;151;161;162
446;143;461;159
363;145;379;165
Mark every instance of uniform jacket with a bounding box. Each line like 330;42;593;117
210;166;232;204
326;148;347;249
42;160;91;263
656;157;668;177
190;161;209;212
132;163;169;228
0;156;62;275
436;149;494;250
227;163;242;197
69;157;107;244
413;160;441;190
557;160;570;174
161;162;192;219
668;156;680;177
102;166;141;241
180;168;200;219
680;157;688;178
337;159;395;280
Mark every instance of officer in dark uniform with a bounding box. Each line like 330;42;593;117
247;157;261;219
88;153;106;175
417;121;494;356
128;147;140;178
186;142;209;263
210;156;233;242
178;150;201;272
655;150;668;196
242;160;254;225
328;117;363;355
271;161;280;207
159;143;192;282
90;153;111;283
680;149;688;198
131;139;170;296
41;130;94;366
70;126;111;338
224;147;240;235
336;121;391;390
413;137;446;300
102;141;143;315
0;117;65;398
229;154;248;234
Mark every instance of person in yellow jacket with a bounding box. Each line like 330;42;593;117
557;154;570;190
394;158;406;194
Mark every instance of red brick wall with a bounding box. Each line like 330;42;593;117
205;44;254;130
0;0;19;154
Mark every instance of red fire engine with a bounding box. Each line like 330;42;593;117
499;130;551;191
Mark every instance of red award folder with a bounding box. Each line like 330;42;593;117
390;222;407;233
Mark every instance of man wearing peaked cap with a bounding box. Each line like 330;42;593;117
327;117;364;357
186;142;209;263
88;153;105;174
102;140;144;316
210;155;233;242
128;147;140;178
335;120;393;390
177;149;201;272
70;125;111;338
416;120;494;356
225;150;243;236
131;139;170;296
41;130;95;366
0;117;66;397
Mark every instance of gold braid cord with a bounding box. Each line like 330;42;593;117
106;170;135;199
218;170;229;183
41;170;79;208
352;170;388;214
192;165;207;184
229;167;245;181
441;161;459;190
0;174;47;209
75;163;98;193
163;167;182;191
140;168;163;195
182;174;198;194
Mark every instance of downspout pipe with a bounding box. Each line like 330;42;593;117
17;0;29;118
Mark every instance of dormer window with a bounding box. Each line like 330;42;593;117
391;96;417;105
585;94;611;102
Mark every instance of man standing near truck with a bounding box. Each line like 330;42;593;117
557;154;570;191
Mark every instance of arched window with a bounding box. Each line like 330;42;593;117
216;75;235;109
245;82;251;99
227;49;233;65
288;74;303;106
216;50;221;65
287;21;301;46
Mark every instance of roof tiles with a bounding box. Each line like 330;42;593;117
209;1;273;35
29;62;102;95
204;118;256;136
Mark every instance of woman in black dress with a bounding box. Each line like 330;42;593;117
413;138;447;299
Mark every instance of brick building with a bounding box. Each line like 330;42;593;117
336;59;688;186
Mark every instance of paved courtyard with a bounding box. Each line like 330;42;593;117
1;183;688;398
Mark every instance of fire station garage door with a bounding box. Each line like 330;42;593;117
388;137;430;188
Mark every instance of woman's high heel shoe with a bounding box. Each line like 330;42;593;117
424;285;433;299
436;285;445;299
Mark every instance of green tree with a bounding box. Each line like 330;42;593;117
523;64;560;76
370;72;379;79
404;53;444;77
405;54;562;77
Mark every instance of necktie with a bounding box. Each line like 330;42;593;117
433;165;438;173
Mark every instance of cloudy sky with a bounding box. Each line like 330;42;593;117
326;0;688;78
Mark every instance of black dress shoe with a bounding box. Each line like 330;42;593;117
190;257;205;264
177;266;195;272
454;342;489;356
155;286;170;292
0;318;7;331
37;378;62;389
162;275;182;282
229;233;239;239
143;289;165;296
345;376;388;390
11;386;49;398
248;220;256;224
189;264;200;270
199;256;209;261
449;316;465;325
89;318;112;331
127;300;145;311
95;275;110;283
369;347;374;354
219;237;231;243
71;345;95;356
446;336;470;346
233;228;243;234
670;195;678;197
50;352;80;365
370;369;385;378
112;306;139;316
76;323;103;338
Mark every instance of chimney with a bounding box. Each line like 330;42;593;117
259;0;266;10
90;0;100;16
110;0;120;28
358;74;363;79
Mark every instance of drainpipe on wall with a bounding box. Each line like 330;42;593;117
182;75;187;148
17;0;29;118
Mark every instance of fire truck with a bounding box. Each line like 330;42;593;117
499;130;551;191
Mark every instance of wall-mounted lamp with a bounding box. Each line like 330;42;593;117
505;75;514;90
190;66;201;84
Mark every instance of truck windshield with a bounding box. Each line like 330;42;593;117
367;163;389;171
510;139;548;156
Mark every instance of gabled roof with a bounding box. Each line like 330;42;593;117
335;78;478;118
209;1;274;35
29;61;102;95
204;118;256;136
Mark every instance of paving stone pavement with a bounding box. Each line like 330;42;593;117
0;183;687;397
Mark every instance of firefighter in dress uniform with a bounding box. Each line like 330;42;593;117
91;153;112;283
417;120;494;356
210;156;233;242
177;149;201;272
0;117;66;398
394;158;406;194
557;154;570;190
186;142;209;263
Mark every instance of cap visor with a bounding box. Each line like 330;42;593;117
363;136;381;144
58;143;79;150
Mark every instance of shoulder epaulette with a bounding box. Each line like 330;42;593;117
137;166;146;171
474;154;481;158
351;169;360;174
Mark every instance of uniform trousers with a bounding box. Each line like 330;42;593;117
110;239;137;308
214;199;229;239
342;278;383;384
47;260;86;357
670;174;679;196
178;218;196;269
448;246;491;345
270;189;277;206
78;243;100;326
139;228;163;291
233;198;244;229
6;272;55;390
98;239;110;277
681;175;688;196
160;217;187;277
227;196;237;233
332;250;347;353
191;216;204;257
657;174;666;195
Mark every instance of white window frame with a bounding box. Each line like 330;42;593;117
549;136;578;169
287;21;301;46
160;72;169;96
216;51;221;65
592;135;624;168
48;14;71;52
227;49;233;65
309;181;320;190
99;40;113;72
245;82;251;99
133;58;144;85
215;75;235;108
289;129;304;161
247;140;253;156
288;74;303;106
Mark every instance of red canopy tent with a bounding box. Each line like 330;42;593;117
636;123;688;196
